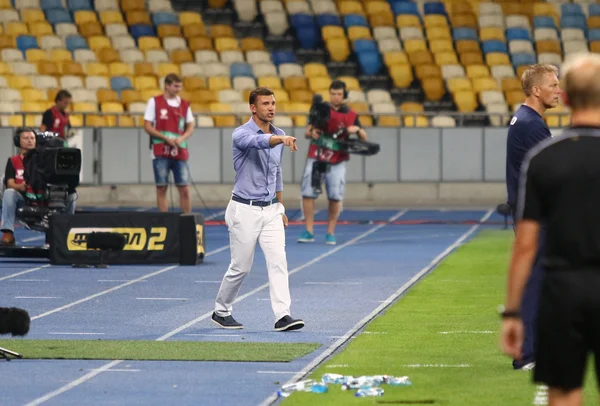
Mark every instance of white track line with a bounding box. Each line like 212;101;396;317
30;244;230;322
98;280;148;283
22;235;45;242
49;332;105;335
0;264;51;281
403;364;472;368
259;209;494;406
24;210;407;406
11;279;50;282
15;296;60;299
135;298;188;301
439;330;494;335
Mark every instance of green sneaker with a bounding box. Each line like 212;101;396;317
297;230;314;243
325;233;336;245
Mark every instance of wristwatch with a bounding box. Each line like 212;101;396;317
498;305;521;319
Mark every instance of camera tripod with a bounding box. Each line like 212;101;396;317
0;346;22;361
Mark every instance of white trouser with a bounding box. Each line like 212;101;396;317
215;199;291;322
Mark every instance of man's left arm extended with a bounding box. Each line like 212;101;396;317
348;116;367;141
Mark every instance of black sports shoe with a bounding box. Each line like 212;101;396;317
274;315;305;332
211;312;243;329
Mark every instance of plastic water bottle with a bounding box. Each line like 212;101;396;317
280;379;317;394
311;382;328;393
321;373;345;384
355;387;384;397
388;376;412;386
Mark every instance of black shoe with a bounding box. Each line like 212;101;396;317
274;315;305;332
211;312;243;329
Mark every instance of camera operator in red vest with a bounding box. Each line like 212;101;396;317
143;73;195;213
40;90;72;140
298;80;368;246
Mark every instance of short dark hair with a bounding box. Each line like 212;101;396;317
164;73;182;86
249;87;274;105
329;80;346;92
55;89;72;102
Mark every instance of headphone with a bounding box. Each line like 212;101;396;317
14;127;36;148
330;80;349;100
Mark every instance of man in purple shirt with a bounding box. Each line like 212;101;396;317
212;87;305;332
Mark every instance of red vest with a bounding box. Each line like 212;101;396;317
48;107;69;139
308;106;357;164
151;95;190;161
10;155;44;202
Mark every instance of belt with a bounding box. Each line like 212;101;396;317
232;195;278;207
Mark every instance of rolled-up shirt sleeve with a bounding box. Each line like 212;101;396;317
233;127;272;150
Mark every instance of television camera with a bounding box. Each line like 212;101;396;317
1;130;81;235
308;94;380;193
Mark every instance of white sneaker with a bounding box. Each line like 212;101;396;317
520;362;535;371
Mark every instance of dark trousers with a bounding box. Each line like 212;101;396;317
511;210;546;369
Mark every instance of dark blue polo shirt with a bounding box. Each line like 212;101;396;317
506;105;552;208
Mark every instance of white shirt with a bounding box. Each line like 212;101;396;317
143;95;195;125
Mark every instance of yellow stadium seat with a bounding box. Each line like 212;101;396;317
97;48;120;64
283;76;308;91
447;77;473;92
75;10;98;25
120;89;143;104
396;15;421;28
183;77;206;90
369;13;394;28
390;64;413;88
21;9;46;23
115;115;135;127
180;11;203;26
86;62;109;76
183;23;207;39
135;76;158;90
191;89;217;104
126;11;151;26
21;89;47;102
505;90;525;106
365;1;391;16
157;62;180;77
349;102;370;113
29;22;53;36
451;13;477;29
134;62;156;77
430;39;453;54
480;27;505;42
379;116;401;127
466;64;490;80
157;25;182;38
426;26;451;41
338;1;365;16
325;38;350;62
473;77;499;93
348;26;372;41
73;102;98;112
80;22;104;38
304;63;328;78
208;76;232;91
286;102;311;126
0;0;9;8
214;37;239;52
61;61;84;76
322;25;346;40
240;37;265;51
590;41;600;53
210;24;234;38
0;34;16;49
308;76;332;92
289;89;313;104
536;40;561;55
97;89;119;103
101;102;124;112
337;76;360;90
0;61;9;75
51;49;72;62
6;22;28;36
416;64;441;80
69;114;83;127
403;39;427;54
171;49;193;64
209;102;236;127
38;60;60;76
10;76;33;89
272;88;289;102
501;77;521;92
100;11;124;25
88;36;112;51
138;36;162;50
461;52;484;66
25;49;48;62
383;51;408;67
257;76;282;89
456;39;480;54
189;36;213;51
85;115;107;127
486;52;511;66
434;51;458;65
403;115;429;127
408;50;433;66
109;61;134;77
121;0;145;11
424;15;448;29
400;102;424;113
516;65;530;79
453;90;478;112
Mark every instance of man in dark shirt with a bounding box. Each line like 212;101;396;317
504;64;562;370
501;53;600;406
40;89;72;140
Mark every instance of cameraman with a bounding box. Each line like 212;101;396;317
0;128;76;246
40;90;72;141
298;80;367;245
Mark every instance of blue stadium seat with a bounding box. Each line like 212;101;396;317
392;1;419;16
423;2;446;16
560;15;587;31
40;0;63;10
512;53;536;67
561;3;584;17
482;40;508;54
290;13;315;29
68;0;92;11
16;35;38;51
111;76;133;91
344;14;368;28
533;16;556;29
230;62;253;77
453;28;478;41
130;24;156;39
46;8;73;24
506;28;531;41
316;14;342;27
353;39;378;53
271;50;296;66
65;35;88;51
152;12;179;26
357;50;382;76
589;4;600;17
296;26;319;49
589;29;600;41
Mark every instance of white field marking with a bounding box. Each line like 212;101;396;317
439;330;494;335
205;210;226;220
98;280;148;283
12;279;50;282
329;335;355;339
30;244;230;322
194;280;222;283
533;385;548;406
22;235;45;242
184;334;242;337
257;371;301;375
15;296;60;299
403;364;472;368
49;332;105;335
0;264;51;281
325;364;349;368
361;331;388;335
135;298;188;301
24;211;407;405
259;209;494;406
304;282;362;285
87;369;140;372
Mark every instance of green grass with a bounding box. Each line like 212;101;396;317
0;340;320;362
282;230;599;405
